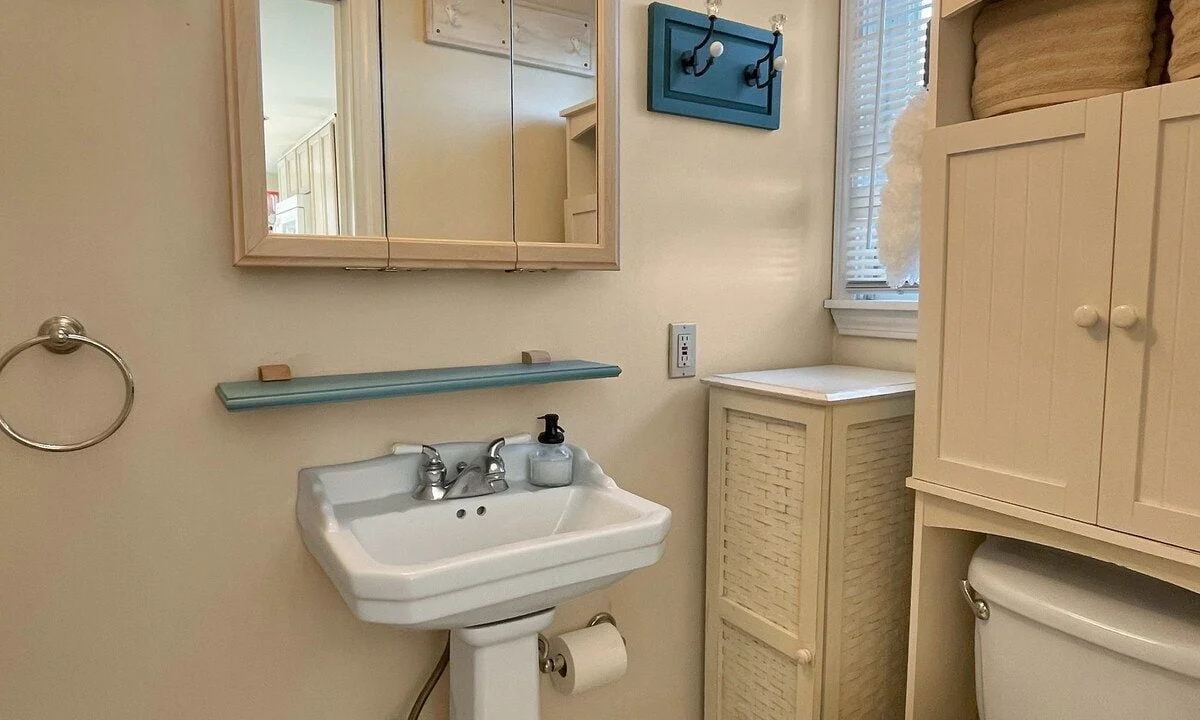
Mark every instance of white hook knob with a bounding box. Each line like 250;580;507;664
1073;305;1100;329
1111;305;1141;329
709;40;725;58
773;55;787;72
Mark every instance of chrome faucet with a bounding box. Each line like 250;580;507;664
412;445;450;501
411;437;514;501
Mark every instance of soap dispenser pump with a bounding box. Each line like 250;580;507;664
529;413;573;488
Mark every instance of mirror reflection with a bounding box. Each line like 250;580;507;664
256;0;601;249
382;0;515;242
510;0;598;245
260;0;342;236
259;0;385;239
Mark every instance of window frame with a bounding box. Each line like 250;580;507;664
826;0;926;339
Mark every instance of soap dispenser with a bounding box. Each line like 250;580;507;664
529;413;573;488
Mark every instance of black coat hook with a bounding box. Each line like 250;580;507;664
744;29;784;89
681;14;723;77
745;14;787;89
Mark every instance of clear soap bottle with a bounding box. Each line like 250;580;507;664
529;413;573;488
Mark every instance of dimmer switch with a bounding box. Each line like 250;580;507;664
668;323;697;379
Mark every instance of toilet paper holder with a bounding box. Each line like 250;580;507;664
538;612;624;675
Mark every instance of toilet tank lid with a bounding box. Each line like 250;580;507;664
969;537;1200;679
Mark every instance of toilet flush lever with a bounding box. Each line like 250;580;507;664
960;579;990;620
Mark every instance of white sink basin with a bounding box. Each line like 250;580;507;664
296;442;672;629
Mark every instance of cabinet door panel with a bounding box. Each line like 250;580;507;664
1100;81;1200;551
306;121;340;236
705;390;825;720
914;96;1121;521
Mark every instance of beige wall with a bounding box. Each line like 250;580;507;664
0;1;838;718
833;336;917;372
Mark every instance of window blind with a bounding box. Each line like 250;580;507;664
836;0;932;288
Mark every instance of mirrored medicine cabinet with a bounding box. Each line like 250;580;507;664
223;0;618;270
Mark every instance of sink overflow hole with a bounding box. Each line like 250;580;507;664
477;506;487;516
456;509;466;519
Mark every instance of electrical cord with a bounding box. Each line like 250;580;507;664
402;634;450;720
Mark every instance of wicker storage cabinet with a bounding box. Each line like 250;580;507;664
703;366;916;720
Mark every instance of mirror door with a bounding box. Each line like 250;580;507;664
382;0;517;269
227;0;387;265
512;0;617;269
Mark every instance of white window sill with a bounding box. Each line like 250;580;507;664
824;299;918;340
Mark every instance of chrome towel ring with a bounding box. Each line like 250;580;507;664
0;316;134;452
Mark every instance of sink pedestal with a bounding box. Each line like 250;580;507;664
449;609;556;720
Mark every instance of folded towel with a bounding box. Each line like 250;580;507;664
1150;0;1173;83
1171;0;1200;79
973;0;1156;119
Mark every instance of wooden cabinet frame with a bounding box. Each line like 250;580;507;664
224;0;387;267
905;481;1200;720
222;0;619;269
908;0;1200;714
917;82;1200;552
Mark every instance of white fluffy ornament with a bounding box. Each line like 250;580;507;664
877;90;927;288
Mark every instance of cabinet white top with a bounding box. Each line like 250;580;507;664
703;365;916;405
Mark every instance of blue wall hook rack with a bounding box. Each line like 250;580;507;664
647;2;783;130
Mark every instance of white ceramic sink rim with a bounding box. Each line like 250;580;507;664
296;442;672;628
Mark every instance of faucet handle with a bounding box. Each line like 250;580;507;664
480;434;529;480
409;444;450;501
394;443;448;481
482;434;533;459
418;445;447;478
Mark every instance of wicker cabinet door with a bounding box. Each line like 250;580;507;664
822;399;915;720
705;389;827;720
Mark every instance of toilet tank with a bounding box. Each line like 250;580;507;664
967;537;1200;720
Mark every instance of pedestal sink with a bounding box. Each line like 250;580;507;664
296;441;672;719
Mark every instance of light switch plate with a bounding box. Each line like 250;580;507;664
668;323;696;378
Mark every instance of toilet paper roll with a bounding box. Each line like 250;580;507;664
547;622;628;695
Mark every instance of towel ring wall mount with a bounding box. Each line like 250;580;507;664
0;316;135;452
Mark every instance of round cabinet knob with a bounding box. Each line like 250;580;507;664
709;41;725;58
1111;305;1140;329
795;648;814;665
1073;305;1100;328
773;55;788;72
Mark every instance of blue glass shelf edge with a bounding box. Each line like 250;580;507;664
215;360;622;412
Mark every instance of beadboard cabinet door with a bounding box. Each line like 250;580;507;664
1099;82;1200;552
914;95;1121;522
705;389;826;720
